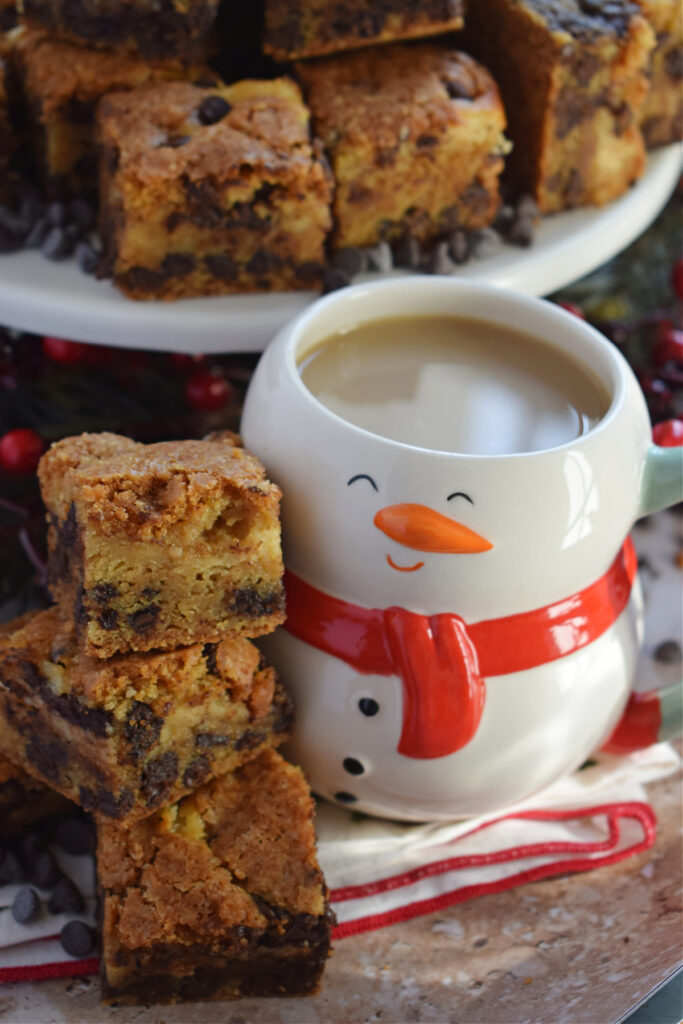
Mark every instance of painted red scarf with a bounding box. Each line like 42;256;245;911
284;539;637;760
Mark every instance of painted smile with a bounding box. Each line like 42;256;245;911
386;554;424;573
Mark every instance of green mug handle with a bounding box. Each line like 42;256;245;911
639;442;683;516
604;426;683;753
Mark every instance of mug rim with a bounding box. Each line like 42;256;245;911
281;276;629;460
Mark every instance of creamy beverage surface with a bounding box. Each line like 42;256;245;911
298;315;611;455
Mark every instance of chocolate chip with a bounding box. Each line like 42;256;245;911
358;698;379;716
654;640;682;663
166;134;191;148
123;702;163;760
445;78;474;101
0;224;23;254
55;817;95;857
127;605;160;632
448;229;470;264
161;253;195;277
98;608;118;630
394;233;421;269
31;850;62;889
91;582;117;605
204;252;238;281
76;242;99;275
202;643;219;676
66;198;94;231
507;214;535;248
198;95;231;125
322;267;351;294
334;792;357;803
141;752;179;807
41;226;74;260
331;247;366;277
183;755;210;789
48;876;85;915
343;757;364;775
0;849;27;884
24;218;49;249
427;240;455;275
60;920;94;958
365;241;393;274
12;887;41;924
46;202;66;227
17;832;43;867
471;227;501;260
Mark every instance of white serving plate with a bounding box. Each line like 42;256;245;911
0;144;680;354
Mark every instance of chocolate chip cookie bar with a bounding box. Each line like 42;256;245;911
634;0;683;146
462;0;655;213
16;29;213;199
38;432;285;657
96;78;333;299
0;607;293;823
98;748;333;1004
0;749;71;834
296;43;508;248
263;0;464;62
21;0;219;59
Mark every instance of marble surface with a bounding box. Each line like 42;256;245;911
0;744;680;1024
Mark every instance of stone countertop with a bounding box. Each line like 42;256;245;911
0;745;680;1024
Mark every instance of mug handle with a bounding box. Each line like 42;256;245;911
603;420;682;753
638;420;683;517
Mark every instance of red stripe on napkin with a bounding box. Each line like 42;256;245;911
331;802;656;939
0;958;100;983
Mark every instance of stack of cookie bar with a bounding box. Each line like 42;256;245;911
0;430;333;1005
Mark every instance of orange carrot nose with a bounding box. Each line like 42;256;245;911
374;503;493;554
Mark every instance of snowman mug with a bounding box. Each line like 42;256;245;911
241;277;683;822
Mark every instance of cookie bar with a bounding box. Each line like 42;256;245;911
263;0;464;62
0;607;293;823
0;749;71;834
16;30;213;199
38;432;285;657
634;0;683;146
21;0;219;59
296;44;508;248
98;749;333;1004
96;78;333;299
462;0;655;213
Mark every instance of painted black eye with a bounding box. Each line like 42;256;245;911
348;474;378;491
447;491;473;504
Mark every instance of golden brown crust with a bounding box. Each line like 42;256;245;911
98;749;328;946
38;431;279;541
297;43;508;246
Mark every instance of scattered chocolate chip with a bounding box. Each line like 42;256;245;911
364;241;393;274
471;227;502;260
66;198;94;231
517;194;540;220
0;849;27;884
428;240;455;275
60;920;94;958
0;205;28;235
394;233;421;269
322;267;350;294
358;698;379;716
24;218;49;248
331;247;366;277
31;850;62;889
343;757;365;775
198;95;231;126
334;792;357;803
56;817;95;857
0;223;23;253
48;876;85;915
41;226;74;260
46;202;66;227
507;214;535;248
448;229;470;264
12;887;41;925
75;242;99;275
654;639;682;663
17;832;43;867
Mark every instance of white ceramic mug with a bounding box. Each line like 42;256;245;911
241;278;682;821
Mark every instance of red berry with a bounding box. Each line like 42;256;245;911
672;258;683;301
652;418;683;447
0;428;45;474
652;325;683;367
170;353;207;371
41;336;91;364
185;369;232;411
556;301;586;320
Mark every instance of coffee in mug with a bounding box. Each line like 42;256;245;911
299;315;611;455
